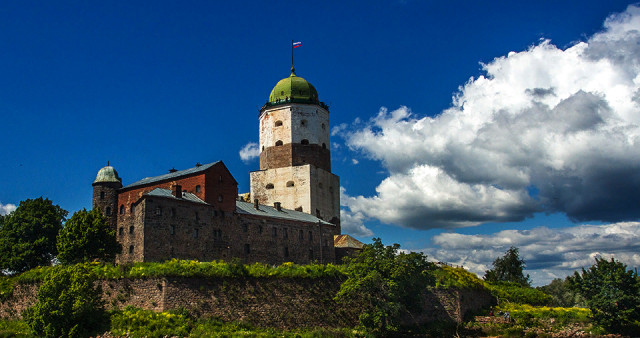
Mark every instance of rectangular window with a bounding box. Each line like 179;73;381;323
170;225;175;235
258;225;263;234
299;230;303;240
242;224;248;233
283;228;288;239
193;229;199;239
195;212;199;221
171;208;176;216
284;247;289;258
308;231;313;241
272;227;278;237
244;244;250;254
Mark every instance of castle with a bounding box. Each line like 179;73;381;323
92;66;361;264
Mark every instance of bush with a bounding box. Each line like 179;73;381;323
23;264;107;338
433;264;487;290
487;282;553;306
110;307;192;338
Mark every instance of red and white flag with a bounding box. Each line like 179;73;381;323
293;41;302;48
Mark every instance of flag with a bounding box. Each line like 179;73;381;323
293;41;302;48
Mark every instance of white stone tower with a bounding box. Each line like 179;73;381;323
250;67;340;230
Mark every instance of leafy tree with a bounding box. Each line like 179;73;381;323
568;257;640;335
335;238;435;333
56;208;121;264
23;264;107;338
484;246;531;286
0;198;67;274
537;277;585;307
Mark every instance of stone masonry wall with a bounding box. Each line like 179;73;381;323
0;277;494;329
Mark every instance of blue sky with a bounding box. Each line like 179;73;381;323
1;1;639;285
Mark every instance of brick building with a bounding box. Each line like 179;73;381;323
92;67;353;264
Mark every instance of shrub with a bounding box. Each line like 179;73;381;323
110;307;192;338
433;264;487;290
23;264;107;338
487;282;552;306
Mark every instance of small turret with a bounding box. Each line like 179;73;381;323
92;164;122;230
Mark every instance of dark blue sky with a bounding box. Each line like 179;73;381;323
1;1;638;285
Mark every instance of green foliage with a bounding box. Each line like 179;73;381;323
537;277;585;307
433;264;488;290
0;277;14;302
110;306;192;338
498;303;591;327
568;257;640;335
56;208;121;264
335;238;435;333
484;246;531;286
0;319;32;338
487;282;553;306
23;264;107;338
0;198;67;274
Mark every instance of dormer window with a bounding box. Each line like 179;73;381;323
195;185;201;193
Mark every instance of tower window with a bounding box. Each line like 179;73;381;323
195;185;201;193
218;195;223;202
120;205;125;215
272;227;278;237
321;123;326;130
259;225;263;234
195;212;199;221
129;226;134;234
318;182;324;188
106;207;111;216
301;119;307;127
283;228;288;239
170;225;175;235
193;229;199;239
100;191;105;200
244;244;251;254
322;143;327;149
242;223;248;233
155;207;162;215
275;140;283;146
129;245;134;254
266;183;274;189
130;204;135;213
286;181;294;187
299;230;303;240
262;146;264;151
275;120;283;127
301;139;309;145
119;227;124;236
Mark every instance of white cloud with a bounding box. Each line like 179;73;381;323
239;142;260;163
340;5;640;230
419;222;640;286
0;203;16;216
339;187;374;238
351;159;359;165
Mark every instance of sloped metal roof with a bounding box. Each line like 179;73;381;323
236;200;332;225
145;188;208;205
123;161;221;189
333;234;364;249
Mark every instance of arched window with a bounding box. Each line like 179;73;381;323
118;227;123;236
322;143;327;149
195;185;201;193
266;183;274;189
218;195;223;202
130;204;135;213
275;120;283;127
275;140;283;146
129;226;134;234
119;205;125;215
286;181;295;187
105;207;111;216
129;245;134;254
301;139;309;145
100;191;105;200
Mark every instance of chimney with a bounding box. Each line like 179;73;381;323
172;185;182;198
253;198;259;210
274;202;282;211
195;162;202;167
169;168;178;173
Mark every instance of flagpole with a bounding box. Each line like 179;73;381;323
291;39;294;69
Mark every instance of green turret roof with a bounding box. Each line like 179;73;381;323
268;67;319;105
93;165;122;184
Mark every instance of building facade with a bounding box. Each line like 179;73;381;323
92;67;346;264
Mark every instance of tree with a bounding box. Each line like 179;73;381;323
23;264;107;337
537;277;585;307
0;198;67;274
568;257;640;335
484;246;531;286
56;209;121;264
335;238;435;333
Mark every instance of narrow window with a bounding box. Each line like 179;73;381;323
171;208;176;217
195;212;199;221
283;228;288;239
299;230;303;240
266;183;274;189
170;225;175;235
120;205;125;215
275;120;283;127
106;207;111;216
286;181;294;187
309;249;314;259
129;245;134;254
119;227;124;236
219;175;223;182
193;229;199;239
301;139;309;145
130;204;135;213
262;145;264;151
322;143;327;149
275;140;283;146
321;123;326;130
244;244;251;254
259;225;263;234
218;195;223;202
155;207;162;215
301;119;307;127
272;227;277;237
284;247;289;258
195;185;201;193
129;226;134;234
242;224;248;233
308;231;313;241
100;191;105;200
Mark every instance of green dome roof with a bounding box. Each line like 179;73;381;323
268;67;319;104
94;166;122;184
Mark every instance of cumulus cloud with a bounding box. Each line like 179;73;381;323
0;203;16;216
419;222;640;286
340;5;640;230
239;142;260;163
340;187;374;238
